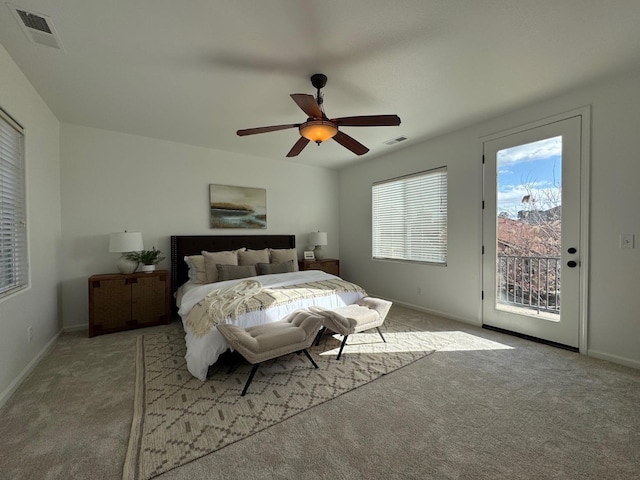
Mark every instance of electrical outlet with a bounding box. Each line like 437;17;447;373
417;287;422;296
620;234;635;249
27;326;33;342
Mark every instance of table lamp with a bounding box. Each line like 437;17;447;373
109;231;143;274
309;231;328;260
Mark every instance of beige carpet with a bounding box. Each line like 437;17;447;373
2;306;640;479
123;319;437;480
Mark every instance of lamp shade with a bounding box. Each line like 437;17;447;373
109;231;143;253
309;231;328;246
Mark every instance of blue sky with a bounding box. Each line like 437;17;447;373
496;136;562;216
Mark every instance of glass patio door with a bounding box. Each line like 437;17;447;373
482;114;585;348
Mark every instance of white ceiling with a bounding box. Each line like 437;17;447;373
2;1;640;169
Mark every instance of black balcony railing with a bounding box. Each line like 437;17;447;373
497;255;561;314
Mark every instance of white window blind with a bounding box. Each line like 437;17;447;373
372;167;447;264
0;108;27;298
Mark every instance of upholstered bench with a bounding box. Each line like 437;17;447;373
311;296;393;360
217;309;324;396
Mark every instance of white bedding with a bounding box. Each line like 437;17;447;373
177;270;366;380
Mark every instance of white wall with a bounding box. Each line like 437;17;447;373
59;124;340;328
340;128;482;324
339;68;640;368
0;44;62;405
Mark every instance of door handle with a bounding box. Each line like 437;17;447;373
567;260;578;268
568;247;577;254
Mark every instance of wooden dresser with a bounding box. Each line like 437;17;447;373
88;270;170;337
298;258;340;276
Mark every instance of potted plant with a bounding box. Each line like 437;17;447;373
125;246;165;273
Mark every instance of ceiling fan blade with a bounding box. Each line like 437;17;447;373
286;136;310;157
237;124;299;136
290;94;323;119
332;130;369;156
332;115;401;127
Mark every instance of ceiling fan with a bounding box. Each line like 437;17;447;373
236;73;401;157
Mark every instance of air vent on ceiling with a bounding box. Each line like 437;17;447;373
8;3;65;51
383;135;408;146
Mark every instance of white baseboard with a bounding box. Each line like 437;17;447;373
374;296;640;371
0;329;62;409
376;295;482;327
587;349;640;370
63;323;88;333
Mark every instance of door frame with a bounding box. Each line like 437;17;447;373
480;106;591;354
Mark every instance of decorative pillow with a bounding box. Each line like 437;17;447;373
238;248;269;266
256;260;296;275
184;255;207;284
202;250;241;283
216;264;257;282
269;248;299;271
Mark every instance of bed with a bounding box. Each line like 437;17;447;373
170;235;367;380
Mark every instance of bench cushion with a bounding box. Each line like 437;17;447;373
218;309;324;364
311;296;392;336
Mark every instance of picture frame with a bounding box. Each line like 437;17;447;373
209;184;266;229
303;251;315;260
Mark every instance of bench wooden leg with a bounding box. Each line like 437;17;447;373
336;335;349;360
241;364;260;396
302;349;319;369
314;326;326;346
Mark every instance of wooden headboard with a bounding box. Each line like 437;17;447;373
170;234;296;309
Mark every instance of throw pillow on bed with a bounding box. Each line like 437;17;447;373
184;255;207;284
238;248;269;266
256;260;296;275
202;249;242;283
269;248;299;271
216;264;257;281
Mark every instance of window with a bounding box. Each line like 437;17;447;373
372;167;447;264
0;108;27;298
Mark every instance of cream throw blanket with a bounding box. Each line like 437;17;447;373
185;280;263;336
183;277;367;337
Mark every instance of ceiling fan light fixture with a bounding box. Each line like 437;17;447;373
237;73;400;157
299;120;338;145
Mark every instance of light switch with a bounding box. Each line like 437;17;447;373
620;234;635;249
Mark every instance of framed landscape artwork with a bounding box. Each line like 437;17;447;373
209;184;267;229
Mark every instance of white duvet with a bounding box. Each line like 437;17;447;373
177;270;365;380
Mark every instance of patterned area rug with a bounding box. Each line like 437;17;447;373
123;316;436;480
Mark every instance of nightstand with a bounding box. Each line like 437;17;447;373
298;258;340;276
88;270;170;337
